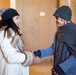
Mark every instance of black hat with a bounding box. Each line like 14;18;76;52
0;7;19;21
53;5;72;21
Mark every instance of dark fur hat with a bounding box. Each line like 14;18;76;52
0;7;19;21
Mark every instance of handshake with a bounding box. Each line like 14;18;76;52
22;50;41;66
33;50;41;57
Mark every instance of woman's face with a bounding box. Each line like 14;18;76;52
13;15;20;27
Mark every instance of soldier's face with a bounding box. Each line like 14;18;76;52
55;16;67;27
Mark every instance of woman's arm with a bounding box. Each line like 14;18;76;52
0;30;33;66
1;37;26;64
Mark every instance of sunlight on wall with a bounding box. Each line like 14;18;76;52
10;0;16;8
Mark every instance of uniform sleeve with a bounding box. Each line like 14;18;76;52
40;44;55;58
59;55;76;72
1;33;26;64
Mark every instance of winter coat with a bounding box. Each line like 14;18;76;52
0;28;33;75
39;22;76;75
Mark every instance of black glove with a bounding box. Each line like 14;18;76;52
34;50;41;57
54;65;64;75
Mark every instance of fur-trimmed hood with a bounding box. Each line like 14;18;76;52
0;27;26;52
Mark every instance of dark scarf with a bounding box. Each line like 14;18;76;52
54;22;76;67
58;22;76;57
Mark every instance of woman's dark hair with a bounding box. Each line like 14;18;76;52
0;8;21;36
0;18;21;36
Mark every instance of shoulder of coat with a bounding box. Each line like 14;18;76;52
7;28;15;38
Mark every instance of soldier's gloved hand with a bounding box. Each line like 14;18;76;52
33;50;41;57
54;65;64;75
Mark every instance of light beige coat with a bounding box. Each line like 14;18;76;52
0;28;33;75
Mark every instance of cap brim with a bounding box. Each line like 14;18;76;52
53;13;60;17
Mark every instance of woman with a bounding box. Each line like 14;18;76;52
0;7;33;75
